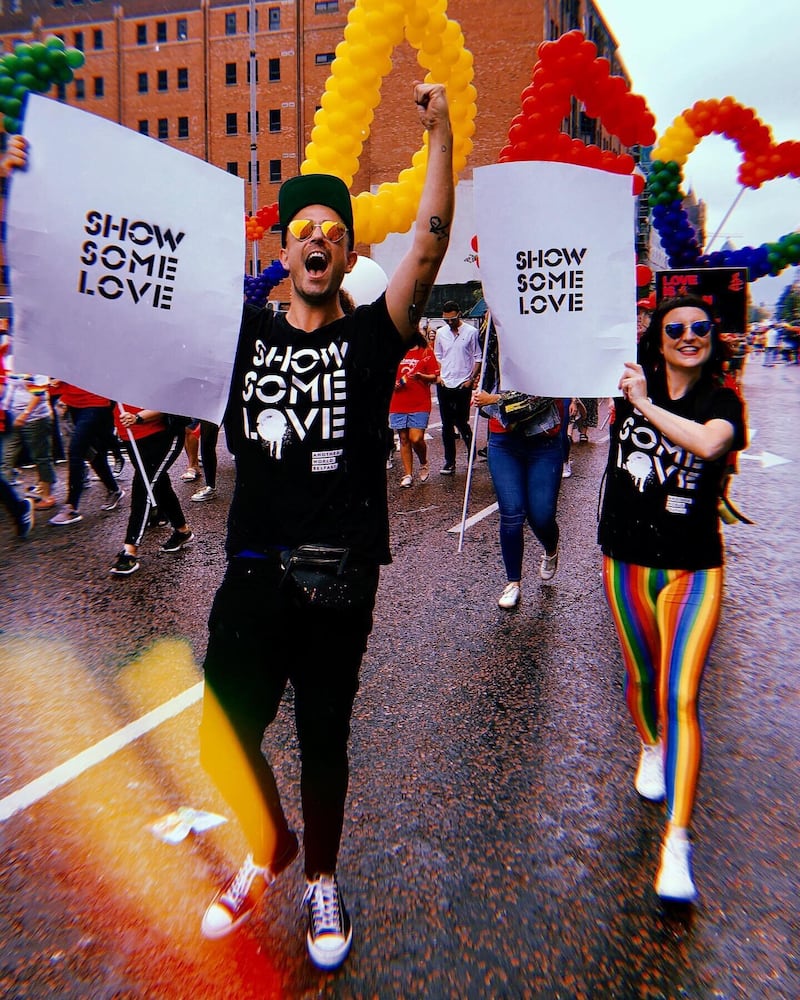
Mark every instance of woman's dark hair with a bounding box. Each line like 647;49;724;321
638;294;726;387
410;328;428;349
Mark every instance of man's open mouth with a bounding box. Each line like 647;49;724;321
305;251;328;274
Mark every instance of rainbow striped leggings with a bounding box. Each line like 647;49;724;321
602;557;723;828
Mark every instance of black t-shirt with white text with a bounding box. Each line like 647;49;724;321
598;379;745;569
223;297;404;563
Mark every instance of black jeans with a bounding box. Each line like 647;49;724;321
200;556;377;878
436;384;473;467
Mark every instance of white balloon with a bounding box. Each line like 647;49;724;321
341;255;388;306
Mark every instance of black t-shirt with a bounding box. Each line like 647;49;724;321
223;296;404;563
598;379;745;569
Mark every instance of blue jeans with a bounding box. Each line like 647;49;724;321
487;429;562;581
1;416;55;485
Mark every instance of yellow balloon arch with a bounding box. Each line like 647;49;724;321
283;0;476;246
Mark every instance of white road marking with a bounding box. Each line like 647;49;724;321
0;682;204;822
448;502;499;533
740;450;791;468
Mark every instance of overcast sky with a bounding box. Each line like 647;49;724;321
596;0;799;307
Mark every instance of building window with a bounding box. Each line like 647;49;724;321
56;82;66;101
157;69;168;92
268;58;280;82
136;24;147;45
225;63;237;86
158;118;169;140
177;67;188;90
315;52;335;65
74;79;85;100
138;120;149;135
177;19;188;41
246;61;259;84
226;162;238;176
137;72;148;94
315;1;339;11
268;7;280;30
248;161;261;183
269;159;281;183
246;111;260;134
269;109;281;133
74;31;84;51
178;117;189;139
93;76;104;98
225;13;236;35
226;113;238;136
156;22;167;44
93;29;104;50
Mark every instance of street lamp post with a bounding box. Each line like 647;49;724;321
248;0;259;276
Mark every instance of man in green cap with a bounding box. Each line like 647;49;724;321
199;83;454;970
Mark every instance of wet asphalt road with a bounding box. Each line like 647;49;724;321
0;358;798;999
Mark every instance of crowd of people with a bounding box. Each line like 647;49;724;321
1;91;752;973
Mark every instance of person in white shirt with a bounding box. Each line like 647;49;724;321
433;301;481;473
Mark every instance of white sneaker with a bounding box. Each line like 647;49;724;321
655;830;697;902
562;460;572;479
191;486;217;502
635;741;666;801
498;582;521;609
540;546;559;581
399;474;412;488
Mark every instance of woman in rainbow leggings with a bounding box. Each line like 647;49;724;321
598;294;745;902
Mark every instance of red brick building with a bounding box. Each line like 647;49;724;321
0;0;632;295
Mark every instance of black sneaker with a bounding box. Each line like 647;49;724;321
112;453;125;477
109;550;140;576
202;855;273;940
303;873;352;970
202;833;298;940
160;529;195;553
439;465;455;476
15;497;34;538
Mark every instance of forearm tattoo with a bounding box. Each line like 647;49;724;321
429;215;450;240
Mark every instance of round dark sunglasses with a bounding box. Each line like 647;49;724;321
664;320;713;340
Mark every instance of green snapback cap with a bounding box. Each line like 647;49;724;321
278;173;354;235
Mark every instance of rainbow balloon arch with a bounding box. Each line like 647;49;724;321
1;16;797;308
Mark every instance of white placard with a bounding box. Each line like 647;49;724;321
7;94;245;424
473;161;637;398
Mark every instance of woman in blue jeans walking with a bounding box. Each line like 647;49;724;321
473;386;565;609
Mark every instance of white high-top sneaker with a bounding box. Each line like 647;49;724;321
655;829;698;902
635;741;666;801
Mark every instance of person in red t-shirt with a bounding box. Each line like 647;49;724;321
388;328;439;487
109;405;193;575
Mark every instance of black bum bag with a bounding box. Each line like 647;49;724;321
279;544;378;610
